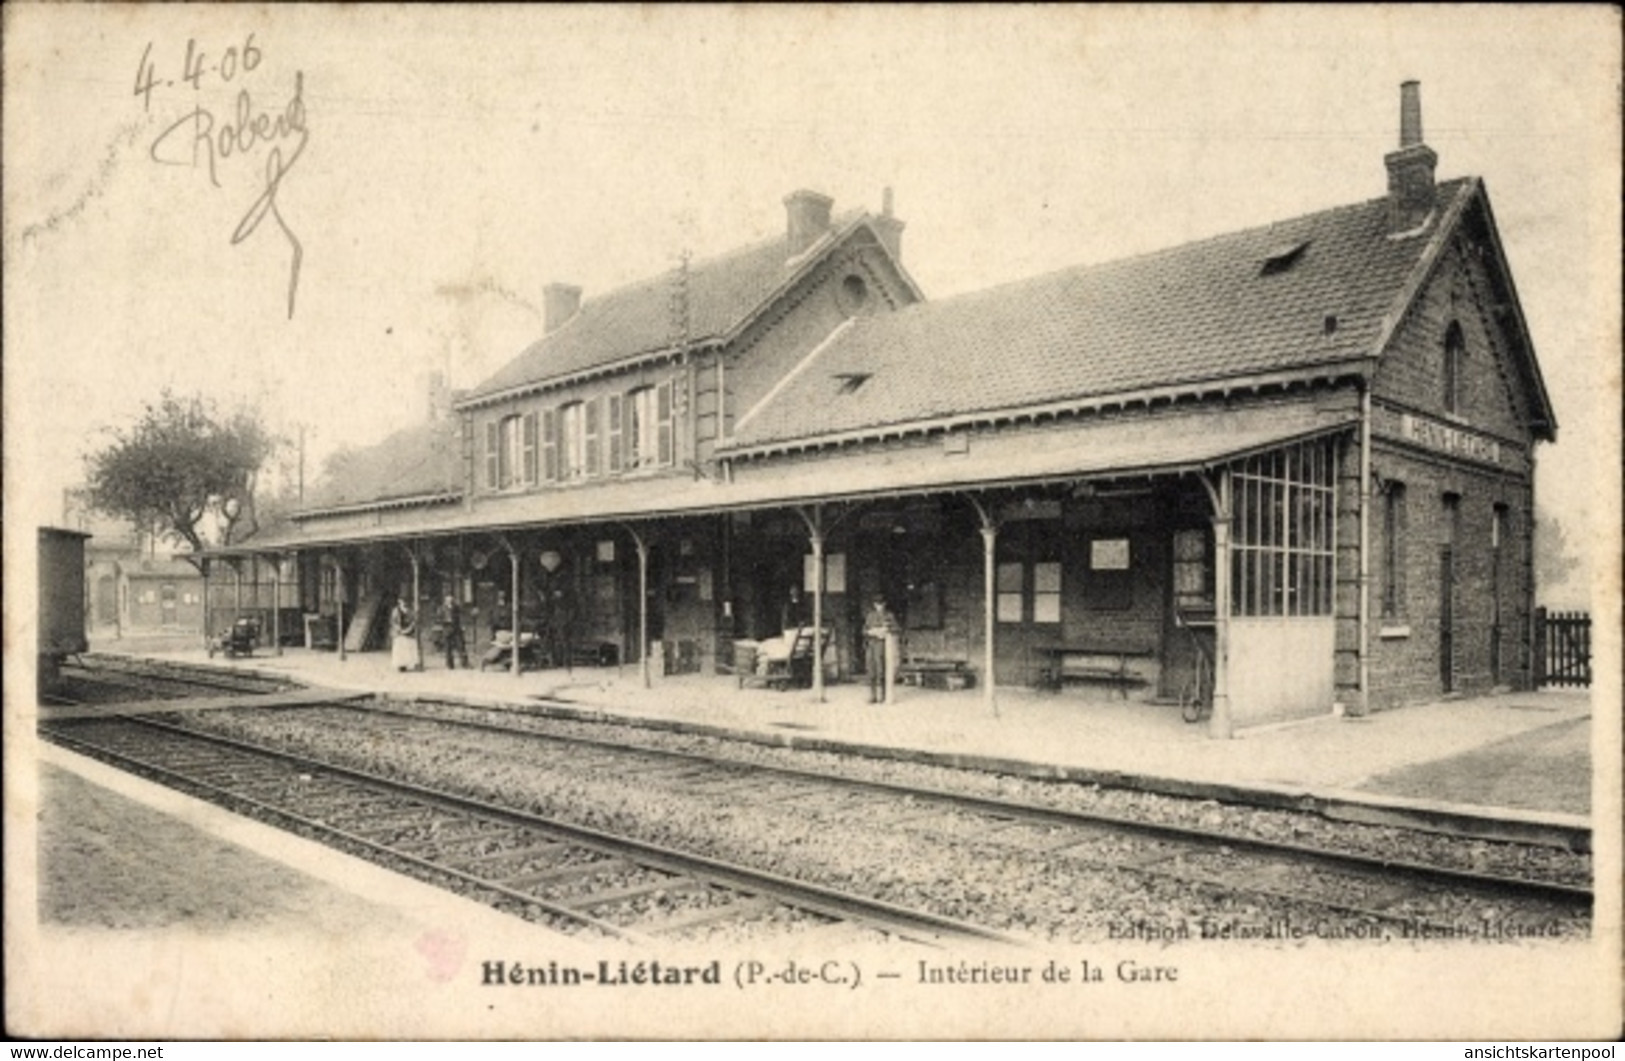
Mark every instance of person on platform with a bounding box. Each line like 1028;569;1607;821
864;594;900;704
440;594;469;670
389;596;421;672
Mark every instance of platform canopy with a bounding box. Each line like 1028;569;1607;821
208;397;1358;555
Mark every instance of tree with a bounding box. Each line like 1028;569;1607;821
1534;503;1585;606
83;390;278;554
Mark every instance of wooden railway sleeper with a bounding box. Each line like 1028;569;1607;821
570;875;708;910
446;839;571;870
494;856;635;890
639;894;781;937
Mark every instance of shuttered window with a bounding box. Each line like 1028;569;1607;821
585;398;601;476
521;412;538;485
607;394;624;473
656;380;674;466
541;408;558;482
484;420;499;490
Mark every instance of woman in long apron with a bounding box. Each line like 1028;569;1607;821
390;596;421;671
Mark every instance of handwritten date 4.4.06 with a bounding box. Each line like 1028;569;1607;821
134;36;262;109
136;35;306;320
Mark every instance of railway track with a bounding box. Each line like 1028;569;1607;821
40;714;1022;947
40;657;1589;941
72;654;289;696
176;700;1590;939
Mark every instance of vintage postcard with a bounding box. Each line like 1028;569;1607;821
5;5;1620;1041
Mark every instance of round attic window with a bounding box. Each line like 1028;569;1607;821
838;273;870;316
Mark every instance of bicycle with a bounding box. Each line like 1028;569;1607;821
1176;610;1214;724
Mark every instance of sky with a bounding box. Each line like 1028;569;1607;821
5;5;1619;606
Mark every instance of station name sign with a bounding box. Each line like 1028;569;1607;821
1398;413;1502;465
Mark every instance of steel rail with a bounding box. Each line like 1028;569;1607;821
73;655;288;695
41;721;648;943
341;699;1593;909
43;716;1024;948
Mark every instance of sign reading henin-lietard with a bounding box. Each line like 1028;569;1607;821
1396;412;1505;466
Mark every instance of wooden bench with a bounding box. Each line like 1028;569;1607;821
897;657;975;691
569;641;619;667
1035;646;1156;697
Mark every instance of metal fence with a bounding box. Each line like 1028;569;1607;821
1535;608;1591;688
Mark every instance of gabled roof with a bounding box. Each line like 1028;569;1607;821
725;178;1493;453
295;420;462;517
460;211;914;407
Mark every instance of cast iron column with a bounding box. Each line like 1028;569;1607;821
1209;468;1233;739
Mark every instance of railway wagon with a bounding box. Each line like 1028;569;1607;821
38;526;91;694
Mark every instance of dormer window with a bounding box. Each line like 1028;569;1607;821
1259;239;1311;276
834;372;872;395
1443;321;1465;415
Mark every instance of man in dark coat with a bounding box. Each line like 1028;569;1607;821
440;594;469;669
863;595;899;704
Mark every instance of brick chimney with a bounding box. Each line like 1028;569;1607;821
425;370;451;421
784;189;834;257
1384;81;1437;233
872;185;905;260
542;282;582;333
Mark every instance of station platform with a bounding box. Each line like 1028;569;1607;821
90;638;1596;845
15;737;595;1038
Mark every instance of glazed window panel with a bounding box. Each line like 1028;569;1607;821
627;387;656;469
496;414;521;490
1444;321;1466;415
1172;528;1214;612
1230;439;1336;617
1032;562;1062;624
1381;483;1407;619
560;402;585;478
484;421;499;490
996;562;1024;623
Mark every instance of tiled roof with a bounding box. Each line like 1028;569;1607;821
727;180;1476;451
462;211;871;404
297;420;462;514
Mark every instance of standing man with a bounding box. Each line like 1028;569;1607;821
864;594;900;704
440;594;469;670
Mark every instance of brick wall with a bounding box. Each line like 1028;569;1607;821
1366;445;1533;707
1374;234;1532;438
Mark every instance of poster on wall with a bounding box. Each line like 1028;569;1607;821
803;552;846;593
1090;538;1131;570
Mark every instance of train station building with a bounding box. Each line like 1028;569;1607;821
209;83;1556;737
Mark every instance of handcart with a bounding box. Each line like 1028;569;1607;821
209;617;261;659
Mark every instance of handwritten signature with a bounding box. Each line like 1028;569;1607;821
146;52;307;319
